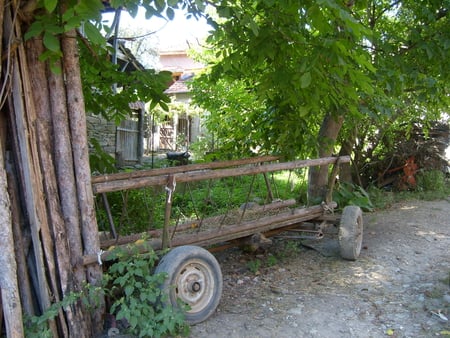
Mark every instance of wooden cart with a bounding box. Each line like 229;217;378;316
87;156;363;324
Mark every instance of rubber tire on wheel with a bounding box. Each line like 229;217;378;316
338;206;363;261
155;245;223;324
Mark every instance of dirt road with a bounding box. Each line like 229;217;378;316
190;199;450;338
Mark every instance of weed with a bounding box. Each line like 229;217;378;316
25;242;189;338
105;243;189;337
333;182;374;211
267;254;278;267
247;259;262;274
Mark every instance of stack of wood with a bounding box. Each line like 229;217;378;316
0;2;103;337
375;121;449;189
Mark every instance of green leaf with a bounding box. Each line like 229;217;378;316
124;285;134;297
75;0;104;19
44;0;58;13
166;7;175;21
82;21;105;46
24;21;44;40
43;32;60;53
300;72;312;88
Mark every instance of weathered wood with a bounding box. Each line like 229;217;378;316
99;199;298;249
86;202;335;266
0;86;24;338
26;36;72;337
62;28;104;336
168;203;335;248
91;155;280;183
5;7;56;336
162;175;175;249
5;154;35;316
16;23;62;327
93;156;350;194
49;59;86;286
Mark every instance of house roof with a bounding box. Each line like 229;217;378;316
164;73;194;94
164;79;190;94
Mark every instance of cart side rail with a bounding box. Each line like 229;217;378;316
92;156;350;194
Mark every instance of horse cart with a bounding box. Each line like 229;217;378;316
86;156;363;324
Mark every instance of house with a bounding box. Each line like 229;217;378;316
86;40;147;166
87;45;206;165
151;50;205;152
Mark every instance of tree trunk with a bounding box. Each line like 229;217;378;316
308;113;344;204
338;134;355;184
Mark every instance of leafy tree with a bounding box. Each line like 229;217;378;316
192;0;449;201
346;0;450;182
194;0;376;201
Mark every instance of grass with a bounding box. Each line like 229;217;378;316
368;170;450;210
96;170;308;236
96;163;449;237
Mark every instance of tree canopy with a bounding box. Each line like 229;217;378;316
192;0;449;163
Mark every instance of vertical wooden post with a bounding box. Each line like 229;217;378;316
163;175;175;249
62;27;104;335
0;114;24;338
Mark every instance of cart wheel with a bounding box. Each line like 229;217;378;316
155;245;223;324
339;206;363;261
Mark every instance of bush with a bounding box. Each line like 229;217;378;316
333;182;374;211
105;242;189;338
416;170;445;192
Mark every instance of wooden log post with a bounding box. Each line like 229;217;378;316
4;5;58;335
62;28;104;336
0;95;24;338
163;175;175;249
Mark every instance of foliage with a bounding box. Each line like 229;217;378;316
192;0;449;187
89;138;118;174
80;42;173;123
24;284;104;338
105;243;189;337
366;171;450;209
24;242;190;338
416;170;446;193
190;75;267;158
24;0;207;124
97;187;166;235
333;182;374;212
96;171;306;236
194;0;376;159
247;259;261;274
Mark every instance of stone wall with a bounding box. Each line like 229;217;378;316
86;114;116;154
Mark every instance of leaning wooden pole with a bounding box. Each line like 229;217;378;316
27;36;76;337
62;28;104;336
0;110;24;338
4;5;58;336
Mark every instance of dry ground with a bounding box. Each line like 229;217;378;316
190;199;450;338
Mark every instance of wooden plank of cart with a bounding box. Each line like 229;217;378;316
85;156;363;324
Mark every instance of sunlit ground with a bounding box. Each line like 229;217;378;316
399;205;418;211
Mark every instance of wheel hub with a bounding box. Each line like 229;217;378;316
189;281;202;293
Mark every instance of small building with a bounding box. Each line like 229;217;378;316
87;41;147;166
153;50;205;152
